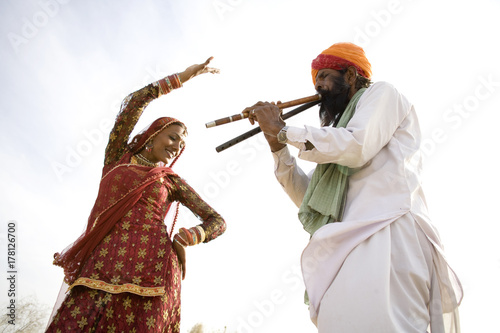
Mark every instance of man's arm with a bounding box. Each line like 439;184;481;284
272;146;312;208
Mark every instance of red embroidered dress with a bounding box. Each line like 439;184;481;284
47;79;226;333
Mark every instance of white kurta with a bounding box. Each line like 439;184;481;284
272;82;462;332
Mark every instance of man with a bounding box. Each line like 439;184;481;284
247;42;462;333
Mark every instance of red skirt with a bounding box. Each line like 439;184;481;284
46;285;181;333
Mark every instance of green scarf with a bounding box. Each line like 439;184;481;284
298;88;366;236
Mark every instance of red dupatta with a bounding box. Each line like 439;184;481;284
53;152;178;285
54;116;186;285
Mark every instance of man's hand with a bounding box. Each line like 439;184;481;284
244;102;287;152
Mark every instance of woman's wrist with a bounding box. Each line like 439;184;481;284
175;226;205;246
157;74;183;96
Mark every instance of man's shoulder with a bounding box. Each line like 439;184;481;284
362;81;407;101
366;81;396;92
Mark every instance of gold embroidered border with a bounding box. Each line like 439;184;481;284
70;277;165;297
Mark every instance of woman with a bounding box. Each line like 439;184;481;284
46;57;226;332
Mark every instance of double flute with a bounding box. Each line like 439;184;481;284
205;94;321;128
210;94;322;152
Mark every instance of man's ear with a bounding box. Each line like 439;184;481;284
345;66;358;85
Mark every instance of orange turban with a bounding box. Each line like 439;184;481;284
311;42;372;85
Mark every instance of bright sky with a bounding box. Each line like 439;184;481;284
1;0;499;332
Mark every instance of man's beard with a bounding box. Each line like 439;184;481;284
318;76;351;127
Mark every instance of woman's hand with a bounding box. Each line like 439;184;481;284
172;239;186;280
178;57;219;84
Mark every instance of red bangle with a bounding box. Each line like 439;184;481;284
174;234;188;247
158;79;171;95
169;74;182;89
191;227;201;240
180;227;193;245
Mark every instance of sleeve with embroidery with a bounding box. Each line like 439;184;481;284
170;175;226;242
104;83;162;165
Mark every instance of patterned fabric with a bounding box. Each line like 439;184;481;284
47;79;226;332
48;285;181;332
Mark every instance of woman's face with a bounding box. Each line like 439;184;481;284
149;124;186;164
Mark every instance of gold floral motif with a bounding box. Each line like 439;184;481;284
107;323;116;333
88;289;98;299
111;275;120;284
135;262;144;272
66;298;75;308
144;300;152;312
90;273;99;280
140;235;149;244
132;276;142;284
99;248;109;257
142;223;151;231
123;296;132;310
95;261;104;271
137;248;147;259
126;312;135;325
70;306;80;318
155;262;163;272
111;185;118;193
121;233;129;242
122;221;131;230
115;261;124;271
160;236;168;245
157;248;166;258
154;276;162;285
77;317;88;329
106;307;114;319
146;315;156;330
103;235;112;244
118;247;127;257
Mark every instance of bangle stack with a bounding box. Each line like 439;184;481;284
173;226;206;247
157;74;183;96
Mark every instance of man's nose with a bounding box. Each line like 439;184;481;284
315;80;323;92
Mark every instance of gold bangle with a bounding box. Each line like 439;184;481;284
195;226;206;243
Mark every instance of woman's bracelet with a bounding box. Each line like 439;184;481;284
175;226;206;246
157;74;183;96
174;235;188;248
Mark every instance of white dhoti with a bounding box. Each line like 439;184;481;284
305;214;461;333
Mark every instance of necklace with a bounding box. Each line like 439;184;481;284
135;153;157;167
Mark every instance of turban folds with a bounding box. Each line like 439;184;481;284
311;42;372;85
